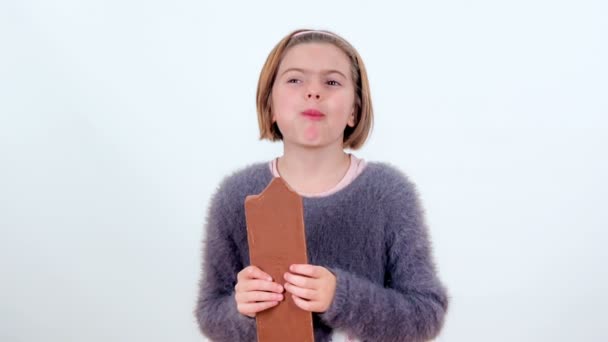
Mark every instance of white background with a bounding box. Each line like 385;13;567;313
1;1;606;341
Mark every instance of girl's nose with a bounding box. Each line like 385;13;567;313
306;92;321;100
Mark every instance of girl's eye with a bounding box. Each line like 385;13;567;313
327;80;341;86
287;78;301;84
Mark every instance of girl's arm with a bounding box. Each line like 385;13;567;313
194;182;256;341
319;173;449;342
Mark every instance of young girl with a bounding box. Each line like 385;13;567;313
195;29;448;342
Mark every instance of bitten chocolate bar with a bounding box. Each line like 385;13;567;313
244;177;314;342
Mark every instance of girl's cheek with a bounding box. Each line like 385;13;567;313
285;85;301;95
274;85;290;97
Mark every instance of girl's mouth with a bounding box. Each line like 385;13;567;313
301;109;325;120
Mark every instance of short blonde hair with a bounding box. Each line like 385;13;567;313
256;29;374;150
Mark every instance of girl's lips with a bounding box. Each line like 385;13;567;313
301;109;325;120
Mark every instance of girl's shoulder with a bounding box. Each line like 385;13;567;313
354;161;426;214
359;161;419;194
361;162;427;231
218;161;271;190
210;161;273;206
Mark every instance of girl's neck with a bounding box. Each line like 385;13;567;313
277;143;351;195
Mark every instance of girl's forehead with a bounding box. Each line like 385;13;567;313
279;43;351;72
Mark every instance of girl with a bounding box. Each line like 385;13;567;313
195;29;449;342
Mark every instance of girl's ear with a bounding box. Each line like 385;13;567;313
347;108;356;127
269;95;275;122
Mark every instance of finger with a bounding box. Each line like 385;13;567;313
239;266;273;281
284;272;316;289
284;282;317;301
289;264;323;278
291;294;316;312
237;301;279;316
239;279;284;293
236;291;284;304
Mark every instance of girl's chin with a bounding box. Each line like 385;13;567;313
282;131;343;148
282;138;324;148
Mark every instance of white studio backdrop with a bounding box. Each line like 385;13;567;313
1;1;606;341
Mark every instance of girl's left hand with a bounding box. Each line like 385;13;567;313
283;264;336;313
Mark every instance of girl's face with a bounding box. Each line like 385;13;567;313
271;43;356;149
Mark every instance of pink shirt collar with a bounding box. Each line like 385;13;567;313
269;154;367;198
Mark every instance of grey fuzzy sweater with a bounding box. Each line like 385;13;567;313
195;161;449;342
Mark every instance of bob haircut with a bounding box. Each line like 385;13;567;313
256;29;374;150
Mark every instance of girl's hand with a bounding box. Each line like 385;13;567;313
283;264;337;313
234;265;284;318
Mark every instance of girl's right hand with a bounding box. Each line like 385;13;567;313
234;265;284;318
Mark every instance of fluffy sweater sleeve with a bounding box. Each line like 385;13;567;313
319;167;449;342
194;176;256;341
